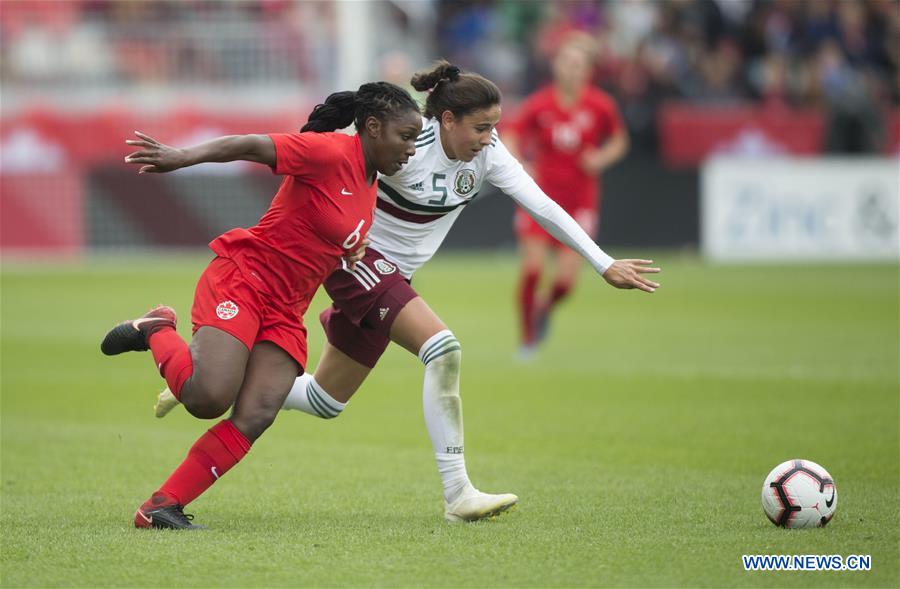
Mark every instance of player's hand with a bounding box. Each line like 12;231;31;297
124;131;187;173
343;238;370;271
601;259;661;293
579;148;606;174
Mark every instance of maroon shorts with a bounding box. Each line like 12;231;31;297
319;247;418;368
192;256;307;372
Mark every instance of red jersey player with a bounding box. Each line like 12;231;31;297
507;32;630;358
101;82;421;529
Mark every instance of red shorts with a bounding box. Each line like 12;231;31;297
319;247;419;368
514;205;598;247
191;256;308;371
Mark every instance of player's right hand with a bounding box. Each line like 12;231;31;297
343;238;370;271
124;131;187;173
601;259;661;293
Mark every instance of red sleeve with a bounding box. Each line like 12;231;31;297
268;132;340;178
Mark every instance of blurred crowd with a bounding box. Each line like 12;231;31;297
2;0;898;152
440;0;898;102
1;0;334;87
438;0;899;151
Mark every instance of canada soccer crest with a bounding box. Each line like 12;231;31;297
216;301;239;320
454;169;477;196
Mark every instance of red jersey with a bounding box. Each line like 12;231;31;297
512;85;623;208
209;132;374;319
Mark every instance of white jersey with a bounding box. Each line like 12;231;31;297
369;117;614;278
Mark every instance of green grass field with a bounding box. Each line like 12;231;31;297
2;252;898;588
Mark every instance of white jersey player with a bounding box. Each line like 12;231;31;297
156;61;661;523
369;116;614;279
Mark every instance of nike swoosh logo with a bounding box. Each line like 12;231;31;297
341;188;353;195
211;466;219;479
136;510;153;524
132;317;165;330
825;487;835;508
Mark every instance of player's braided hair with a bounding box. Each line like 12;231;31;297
301;81;419;133
411;60;501;120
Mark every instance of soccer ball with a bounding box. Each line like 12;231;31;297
761;459;837;528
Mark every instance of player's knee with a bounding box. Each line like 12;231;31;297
183;396;231;420
181;377;239;419
420;331;460;362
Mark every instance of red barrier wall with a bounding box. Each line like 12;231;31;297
659;103;900;167
1;107;307;252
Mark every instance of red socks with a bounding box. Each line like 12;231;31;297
154;420;251;507
520;275;573;346
546;281;572;309
148;329;193;400
518;269;540;345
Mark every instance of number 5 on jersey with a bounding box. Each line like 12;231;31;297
429;173;447;206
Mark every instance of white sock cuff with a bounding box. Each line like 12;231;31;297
417;329;460;365
306;376;346;418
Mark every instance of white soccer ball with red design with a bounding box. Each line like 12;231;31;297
761;459;837;528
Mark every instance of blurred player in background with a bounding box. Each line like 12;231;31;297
506;32;630;359
159;60;657;523
101;82;421;529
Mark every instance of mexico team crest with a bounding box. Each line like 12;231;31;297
216;301;239;320
374;259;396;275
454;169;477;196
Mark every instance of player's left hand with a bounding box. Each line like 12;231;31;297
343;238;370;271
601;259;661;293
124;131;187;173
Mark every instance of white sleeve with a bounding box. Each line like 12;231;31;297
486;137;615;274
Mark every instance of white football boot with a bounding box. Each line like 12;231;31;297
444;484;518;522
154;387;180;418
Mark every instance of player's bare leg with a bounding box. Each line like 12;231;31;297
228;342;299;441
281;342;369;418
103;308;248;419
153;326;249;419
135;342;297;529
177;327;250;418
280;296;517;521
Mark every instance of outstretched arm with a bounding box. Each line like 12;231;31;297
489;139;660;293
515;191;659;292
124;131;276;173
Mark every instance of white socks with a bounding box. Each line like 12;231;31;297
280;330;473;505
419;330;471;503
282;373;346;419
